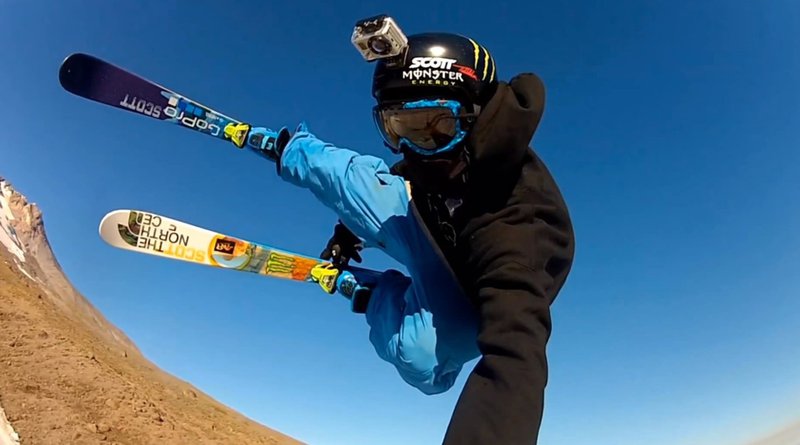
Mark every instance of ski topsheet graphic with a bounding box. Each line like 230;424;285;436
59;53;242;144
99;209;368;294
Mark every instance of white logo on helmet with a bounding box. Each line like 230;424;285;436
408;57;457;70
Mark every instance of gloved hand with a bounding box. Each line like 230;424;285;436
225;123;292;162
320;221;364;267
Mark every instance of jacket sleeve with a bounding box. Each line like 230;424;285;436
443;150;575;445
277;127;410;249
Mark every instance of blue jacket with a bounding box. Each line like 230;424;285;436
278;126;480;394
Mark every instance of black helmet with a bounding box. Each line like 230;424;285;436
372;32;498;109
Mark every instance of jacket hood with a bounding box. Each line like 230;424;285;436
466;73;545;173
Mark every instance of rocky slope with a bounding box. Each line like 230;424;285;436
0;177;303;445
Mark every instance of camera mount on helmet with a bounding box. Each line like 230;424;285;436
351;15;408;63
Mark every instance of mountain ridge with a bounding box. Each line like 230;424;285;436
0;176;303;445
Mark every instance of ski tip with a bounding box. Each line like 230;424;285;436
59;53;101;95
98;209;137;246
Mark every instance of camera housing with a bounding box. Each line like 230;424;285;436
351;15;408;62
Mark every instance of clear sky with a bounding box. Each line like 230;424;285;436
2;1;799;444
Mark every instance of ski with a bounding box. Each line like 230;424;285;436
59;53;245;146
99;209;379;298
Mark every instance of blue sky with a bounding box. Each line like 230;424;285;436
2;1;799;444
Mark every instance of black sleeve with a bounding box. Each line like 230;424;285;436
443;150;575;445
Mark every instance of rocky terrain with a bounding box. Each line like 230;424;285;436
0;177;303;445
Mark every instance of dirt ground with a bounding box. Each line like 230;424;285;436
0;254;304;445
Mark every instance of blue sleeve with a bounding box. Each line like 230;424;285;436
278;125;410;249
278;125;482;395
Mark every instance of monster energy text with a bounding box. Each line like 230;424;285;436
402;69;464;84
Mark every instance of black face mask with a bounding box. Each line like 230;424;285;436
401;145;470;195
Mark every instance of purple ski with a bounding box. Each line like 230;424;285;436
59;53;242;143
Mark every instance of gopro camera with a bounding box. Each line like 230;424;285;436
351;15;408;62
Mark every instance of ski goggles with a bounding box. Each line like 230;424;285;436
373;99;472;156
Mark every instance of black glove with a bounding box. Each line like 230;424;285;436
320;222;363;267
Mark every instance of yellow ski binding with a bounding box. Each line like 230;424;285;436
310;263;341;294
224;122;251;148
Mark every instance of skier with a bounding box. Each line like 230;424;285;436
233;32;575;445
